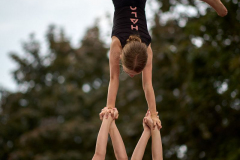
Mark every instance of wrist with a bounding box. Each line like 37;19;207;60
144;128;151;133
151;112;158;116
106;105;115;109
109;120;116;132
103;115;113;123
143;129;151;137
151;127;160;134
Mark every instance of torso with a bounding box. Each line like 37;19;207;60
111;0;152;48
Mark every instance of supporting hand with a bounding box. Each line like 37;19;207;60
151;111;162;130
143;112;151;133
99;107;119;120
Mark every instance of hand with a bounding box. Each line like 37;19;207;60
99;107;108;120
111;108;119;119
151;112;162;130
143;112;151;132
143;110;154;130
99;107;119;120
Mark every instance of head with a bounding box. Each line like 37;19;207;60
121;35;148;77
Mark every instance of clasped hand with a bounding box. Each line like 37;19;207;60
99;107;162;130
99;107;119;120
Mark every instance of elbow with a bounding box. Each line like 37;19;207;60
143;82;152;92
110;74;119;82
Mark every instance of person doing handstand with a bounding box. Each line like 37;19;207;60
105;0;227;131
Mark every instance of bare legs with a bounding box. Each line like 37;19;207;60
201;0;228;17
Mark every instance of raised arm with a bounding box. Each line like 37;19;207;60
109;121;128;160
99;108;128;160
92;113;113;160
151;127;163;160
106;37;122;109
131;116;151;160
142;45;161;129
145;111;163;160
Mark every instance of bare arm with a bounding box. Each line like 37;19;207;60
106;37;122;109
131;129;151;160
142;45;156;114
92;114;113;160
151;128;163;160
142;45;161;129
109;121;128;160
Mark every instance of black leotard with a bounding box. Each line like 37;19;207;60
111;0;152;48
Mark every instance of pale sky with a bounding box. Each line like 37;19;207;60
0;0;115;91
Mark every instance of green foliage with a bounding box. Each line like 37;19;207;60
0;0;240;159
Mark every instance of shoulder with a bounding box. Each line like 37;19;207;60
147;43;153;57
111;36;122;48
110;36;122;55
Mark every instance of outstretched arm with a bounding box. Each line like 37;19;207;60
92;114;113;160
106;37;122;109
131;119;151;160
144;111;163;160
109;121;128;160
142;45;161;129
151;127;163;160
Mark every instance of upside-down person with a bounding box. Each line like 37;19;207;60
105;0;227;130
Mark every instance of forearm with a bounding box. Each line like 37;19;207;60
93;118;112;160
144;85;157;115
131;130;151;160
109;121;128;160
106;78;119;108
151;129;163;160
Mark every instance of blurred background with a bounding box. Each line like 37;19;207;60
0;0;240;159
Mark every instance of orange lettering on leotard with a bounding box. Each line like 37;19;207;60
130;6;138;31
130;6;137;10
131;12;137;18
131;25;138;30
130;18;139;24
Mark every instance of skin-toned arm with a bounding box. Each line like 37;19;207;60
106;37;122;109
109;121;128;160
99;108;127;160
92;113;113;160
142;45;161;129
145;111;163;160
151;127;163;160
131;118;151;160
